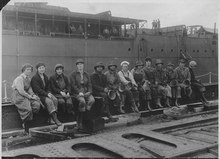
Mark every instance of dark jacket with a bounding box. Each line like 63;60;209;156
154;68;168;85
189;67;196;83
104;70;120;90
166;69;176;83
31;73;51;102
69;70;92;95
49;73;70;95
90;71;107;96
143;66;156;84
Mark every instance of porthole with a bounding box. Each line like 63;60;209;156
193;50;195;52
171;49;173;52
140;48;142;51
151;48;153;52
128;48;131;51
204;50;207;53
161;49;164;52
197;50;199;52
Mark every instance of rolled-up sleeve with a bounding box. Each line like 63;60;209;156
13;77;31;99
118;71;129;85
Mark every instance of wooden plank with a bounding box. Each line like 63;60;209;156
2;130;26;139
2;136;32;147
177;134;216;144
175;109;218;120
172;144;218;158
30;130;66;141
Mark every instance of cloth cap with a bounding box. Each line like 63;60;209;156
36;62;45;69
145;56;152;62
167;62;174;67
108;61;117;69
179;58;186;63
189;61;197;67
155;59;163;65
94;62;105;70
76;59;84;65
135;60;144;67
120;61;129;66
21;63;33;72
54;64;64;71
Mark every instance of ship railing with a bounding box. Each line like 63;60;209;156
19;31;40;36
196;72;218;84
2;29;19;35
50;32;85;38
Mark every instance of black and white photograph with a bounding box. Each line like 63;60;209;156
1;0;219;158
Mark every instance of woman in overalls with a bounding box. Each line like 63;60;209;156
118;61;139;113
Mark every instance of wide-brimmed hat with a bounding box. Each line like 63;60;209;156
21;63;33;72
120;61;129;66
108;61;117;69
36;62;45;69
54;64;64;71
145;56;152;62
167;62;174;67
94;62;105;70
155;59;163;65
135;60;144;67
179;58;186;63
76;59;84;65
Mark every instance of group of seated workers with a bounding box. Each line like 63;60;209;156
11;57;209;133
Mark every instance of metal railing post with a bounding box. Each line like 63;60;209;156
209;72;212;84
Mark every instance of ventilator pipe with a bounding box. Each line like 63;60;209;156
3;80;8;102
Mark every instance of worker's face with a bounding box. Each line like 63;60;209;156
156;63;163;69
24;67;32;76
191;65;197;70
145;60;151;67
122;64;129;72
56;68;63;75
137;65;143;69
38;66;46;74
109;65;116;71
96;66;103;72
77;63;84;71
179;62;185;68
167;65;173;70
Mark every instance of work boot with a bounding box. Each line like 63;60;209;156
136;101;140;108
51;112;62;126
201;93;208;104
48;117;55;124
174;99;180;107
76;113;83;130
131;102;139;113
24;120;31;133
166;98;171;107
146;101;152;111
107;113;118;122
156;98;163;108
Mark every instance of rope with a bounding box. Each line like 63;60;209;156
196;72;210;78
211;73;218;76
